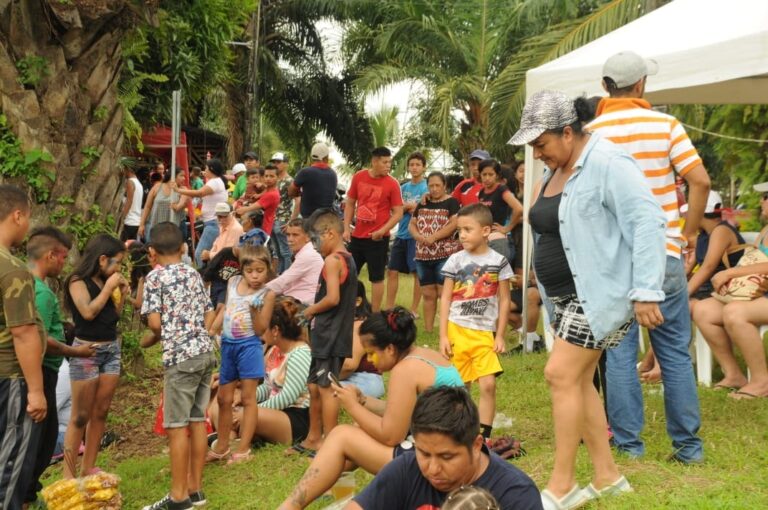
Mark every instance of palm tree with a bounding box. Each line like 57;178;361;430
344;0;665;161
369;105;400;148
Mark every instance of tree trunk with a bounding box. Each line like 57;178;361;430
0;0;140;244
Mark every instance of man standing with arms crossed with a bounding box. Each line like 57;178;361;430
588;51;709;464
0;184;46;508
344;147;404;312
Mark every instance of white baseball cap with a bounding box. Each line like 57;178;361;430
602;51;659;88
232;163;247;175
311;142;330;161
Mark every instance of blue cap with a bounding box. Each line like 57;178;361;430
469;149;491;160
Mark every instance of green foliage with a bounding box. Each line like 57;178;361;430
15;55;49;87
93;106;109;122
127;0;252;127
79;146;102;180
672;104;768;216
50;204;116;251
0;113;54;202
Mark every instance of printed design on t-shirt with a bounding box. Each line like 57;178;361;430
218;260;241;281
415;208;458;260
356;182;383;223
416;505;439;510
142;264;214;367
451;262;500;316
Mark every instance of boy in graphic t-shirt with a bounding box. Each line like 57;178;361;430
343;147;404;312
439;203;512;445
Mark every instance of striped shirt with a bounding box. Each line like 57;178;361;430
587;97;703;258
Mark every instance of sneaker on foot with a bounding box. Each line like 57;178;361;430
142;494;193;510
189;491;207;507
582;475;632;502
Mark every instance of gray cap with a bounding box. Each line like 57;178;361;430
469;149;492;160
754;182;768;193
603;51;659;88
508;90;578;146
311;142;330;161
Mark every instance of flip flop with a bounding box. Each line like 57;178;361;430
284;443;317;457
205;440;231;462
729;390;766;400
713;383;740;392
227;450;252;465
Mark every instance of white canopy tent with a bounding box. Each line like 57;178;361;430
519;0;768;349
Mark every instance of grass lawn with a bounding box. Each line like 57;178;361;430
43;272;768;509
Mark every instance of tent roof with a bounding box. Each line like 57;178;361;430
526;0;768;104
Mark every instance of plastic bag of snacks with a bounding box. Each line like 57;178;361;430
42;472;122;510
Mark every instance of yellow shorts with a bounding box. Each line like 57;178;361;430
447;321;503;383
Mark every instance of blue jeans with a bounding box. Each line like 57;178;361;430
271;219;292;273
606;256;703;462
195;220;219;267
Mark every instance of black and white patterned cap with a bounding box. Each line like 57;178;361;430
507;90;578;146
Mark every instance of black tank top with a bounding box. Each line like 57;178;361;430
311;252;358;358
478;184;511;225
71;278;119;341
529;180;577;297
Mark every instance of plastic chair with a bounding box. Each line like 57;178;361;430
693;323;766;386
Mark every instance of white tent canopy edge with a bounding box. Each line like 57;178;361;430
519;0;768;349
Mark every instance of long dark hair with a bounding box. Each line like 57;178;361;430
64;234;125;312
205;158;226;184
359;306;416;353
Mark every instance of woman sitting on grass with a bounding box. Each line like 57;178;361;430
209;294;312;446
279;306;464;510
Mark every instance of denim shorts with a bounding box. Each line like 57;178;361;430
387;238;417;273
415;258;447;286
69;339;121;381
219;337;265;385
341;371;385;398
164;351;217;428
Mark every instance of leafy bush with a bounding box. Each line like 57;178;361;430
0;113;55;202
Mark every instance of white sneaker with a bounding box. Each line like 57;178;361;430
541;484;589;510
581;475;633;502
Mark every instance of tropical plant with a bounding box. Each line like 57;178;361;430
344;0;666;162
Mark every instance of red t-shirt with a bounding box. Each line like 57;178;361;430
452;178;482;206
257;188;280;235
348;169;403;239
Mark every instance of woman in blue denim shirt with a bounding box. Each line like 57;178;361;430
509;90;667;510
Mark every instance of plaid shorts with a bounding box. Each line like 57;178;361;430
549;294;632;350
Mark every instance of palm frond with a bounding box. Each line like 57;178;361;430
488;0;655;153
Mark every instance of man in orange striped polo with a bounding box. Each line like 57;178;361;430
587;51;709;465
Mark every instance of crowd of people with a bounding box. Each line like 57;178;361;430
0;49;766;510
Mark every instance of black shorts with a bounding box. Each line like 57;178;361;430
387;238;417;274
210;280;228;307
283;407;310;443
349;237;390;282
120;225;139;243
306;356;345;388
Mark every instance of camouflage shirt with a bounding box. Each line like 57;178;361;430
276;175;295;223
0;246;45;378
